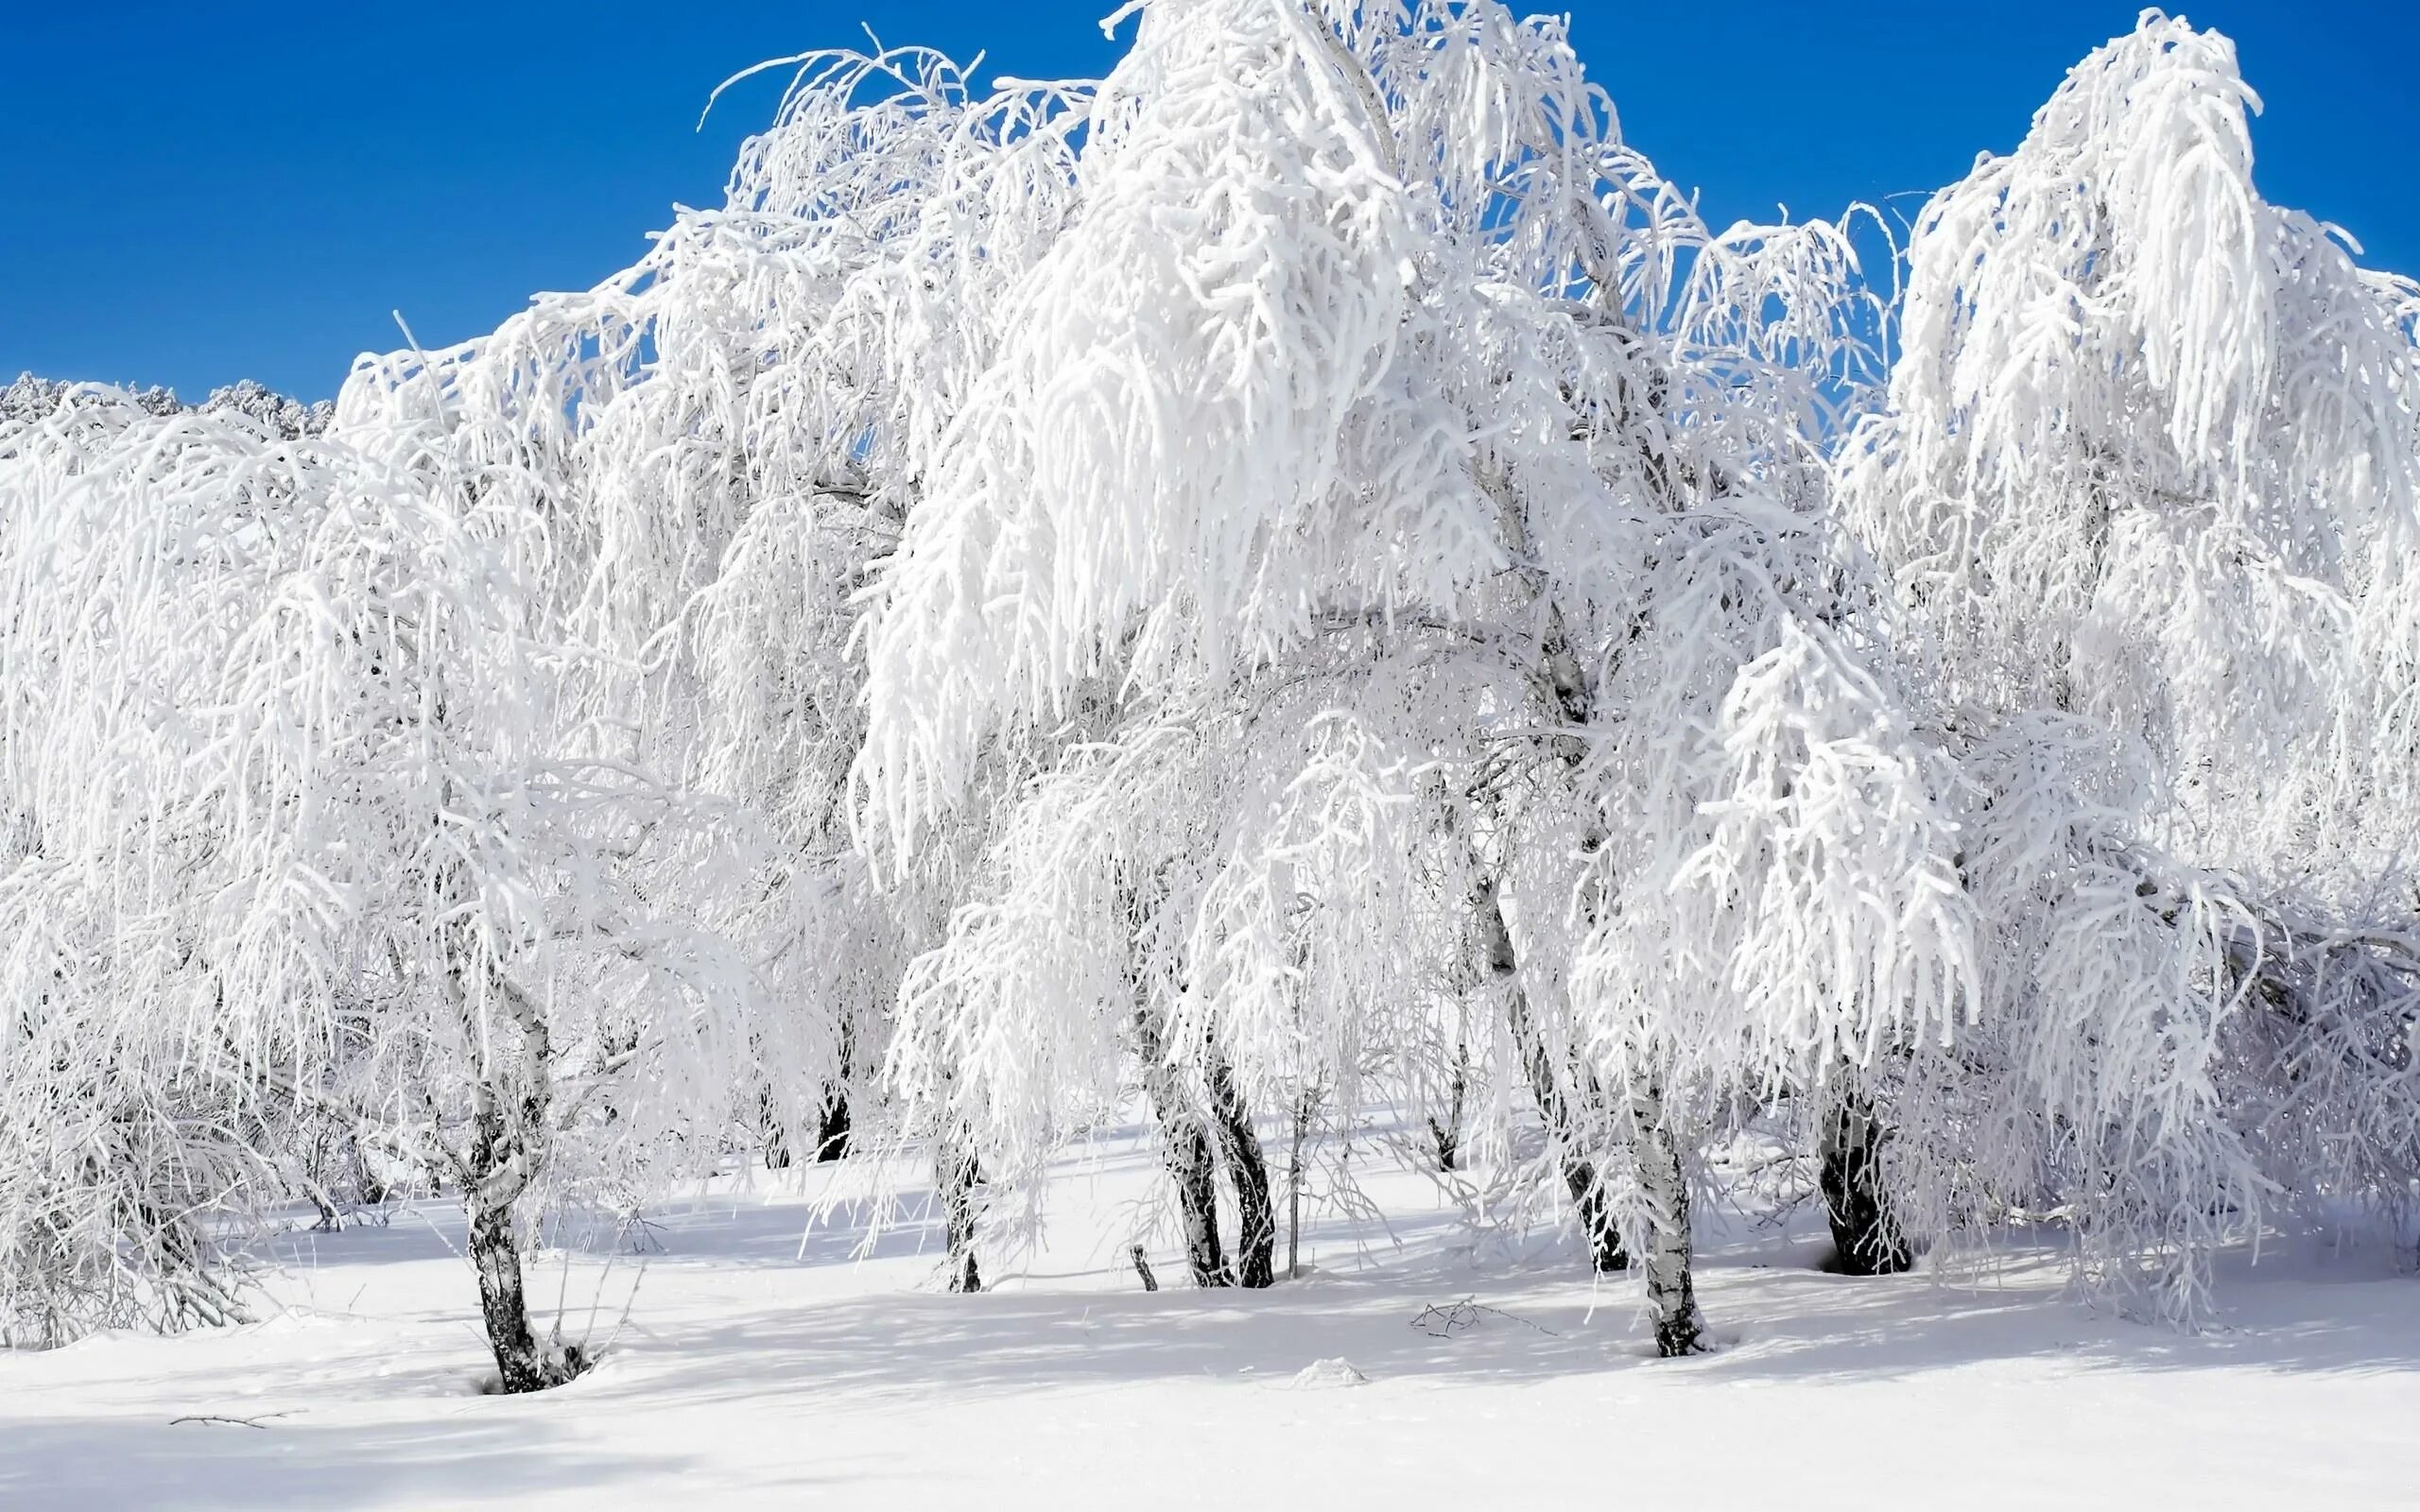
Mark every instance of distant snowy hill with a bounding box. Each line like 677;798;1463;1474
2;371;330;438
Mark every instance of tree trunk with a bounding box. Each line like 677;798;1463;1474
1427;1040;1470;1172
1135;1002;1230;1287
1287;1093;1308;1280
467;1191;553;1393
815;1088;853;1163
940;1140;982;1294
462;1092;576;1393
1207;1054;1275;1289
760;1085;793;1170
1167;1114;1227;1286
817;1023;856;1162
450;953;578;1394
1569;1166;1624;1276
1820;1085;1911;1277
1628;1079;1704;1357
1482;879;1629;1274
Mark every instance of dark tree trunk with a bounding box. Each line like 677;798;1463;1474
1427;1040;1470;1172
451;954;580;1395
815;1088;853;1163
462;1096;578;1393
1484;881;1628;1274
1820;1087;1911;1277
1569;1167;1625;1276
467;1194;555;1393
1167;1112;1228;1287
941;1142;982;1294
1207;1055;1275;1289
818;1024;856;1162
1135;1003;1231;1287
760;1085;794;1170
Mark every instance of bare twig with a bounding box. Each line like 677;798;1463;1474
1409;1296;1562;1339
170;1411;293;1429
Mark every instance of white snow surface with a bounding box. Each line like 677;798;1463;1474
1;1123;2411;1509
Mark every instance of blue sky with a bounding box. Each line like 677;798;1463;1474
5;2;2411;402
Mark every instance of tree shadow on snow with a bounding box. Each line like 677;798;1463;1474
1682;1231;2420;1383
586;1220;2420;1408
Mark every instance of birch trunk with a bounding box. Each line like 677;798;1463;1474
1479;877;1629;1274
1287;1093;1308;1280
1135;1002;1231;1286
461;1087;578;1392
466;1178;549;1393
1167;1116;1227;1287
450;949;578;1393
1628;1079;1704;1357
1207;1053;1275;1289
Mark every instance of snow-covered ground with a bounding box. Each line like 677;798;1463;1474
3;1125;2413;1509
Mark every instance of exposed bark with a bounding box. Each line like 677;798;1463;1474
1287;1092;1309;1280
817;1023;856;1162
1130;1244;1159;1292
940;1140;983;1294
762;1088;850;1170
466;1184;549;1393
1426;1040;1470;1172
1629;1079;1704;1357
1167;1114;1226;1287
446;948;581;1393
760;1085;793;1170
1820;1085;1912;1277
1135;1003;1230;1287
1207;1053;1275;1289
1480;878;1629;1275
814;1088;853;1163
462;1093;580;1393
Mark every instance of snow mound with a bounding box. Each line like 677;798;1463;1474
1288;1357;1369;1389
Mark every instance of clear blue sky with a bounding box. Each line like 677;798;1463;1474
5;2;2411;403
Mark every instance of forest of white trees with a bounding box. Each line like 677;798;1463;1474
4;3;2417;1392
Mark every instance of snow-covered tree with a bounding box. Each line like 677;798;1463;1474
1840;10;2420;1319
1;371;329;436
306;43;1102;1292
0;387;295;1344
858;0;1974;1353
0;367;751;1383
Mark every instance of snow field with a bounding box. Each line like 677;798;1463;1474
4;1125;2411;1510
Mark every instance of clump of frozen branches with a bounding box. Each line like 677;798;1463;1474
1841;10;2420;1320
0;354;752;1379
857;0;1969;1351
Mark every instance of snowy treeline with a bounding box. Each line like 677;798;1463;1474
4;4;2416;1384
1;372;331;436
